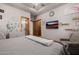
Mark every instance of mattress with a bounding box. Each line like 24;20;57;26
0;36;64;55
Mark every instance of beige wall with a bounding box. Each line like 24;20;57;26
38;3;79;41
0;4;31;38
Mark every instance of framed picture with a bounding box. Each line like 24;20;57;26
0;15;2;19
46;20;58;29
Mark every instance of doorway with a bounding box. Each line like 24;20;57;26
18;16;29;35
33;19;41;36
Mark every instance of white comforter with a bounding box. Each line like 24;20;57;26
0;36;64;55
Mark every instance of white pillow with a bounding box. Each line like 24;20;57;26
26;35;53;46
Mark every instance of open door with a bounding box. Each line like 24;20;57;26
25;17;29;35
18;16;29;35
33;19;41;36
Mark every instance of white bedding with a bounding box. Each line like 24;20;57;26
26;35;53;46
0;36;64;55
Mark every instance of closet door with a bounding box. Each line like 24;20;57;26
33;19;41;36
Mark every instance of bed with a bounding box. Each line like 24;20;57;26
0;35;65;55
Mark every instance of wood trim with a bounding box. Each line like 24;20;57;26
18;17;22;32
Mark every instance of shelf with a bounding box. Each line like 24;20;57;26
65;29;79;31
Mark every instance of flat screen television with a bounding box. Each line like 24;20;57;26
46;20;58;29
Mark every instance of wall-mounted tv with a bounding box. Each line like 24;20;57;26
46;20;58;29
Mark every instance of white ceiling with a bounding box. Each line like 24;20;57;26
5;3;66;15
